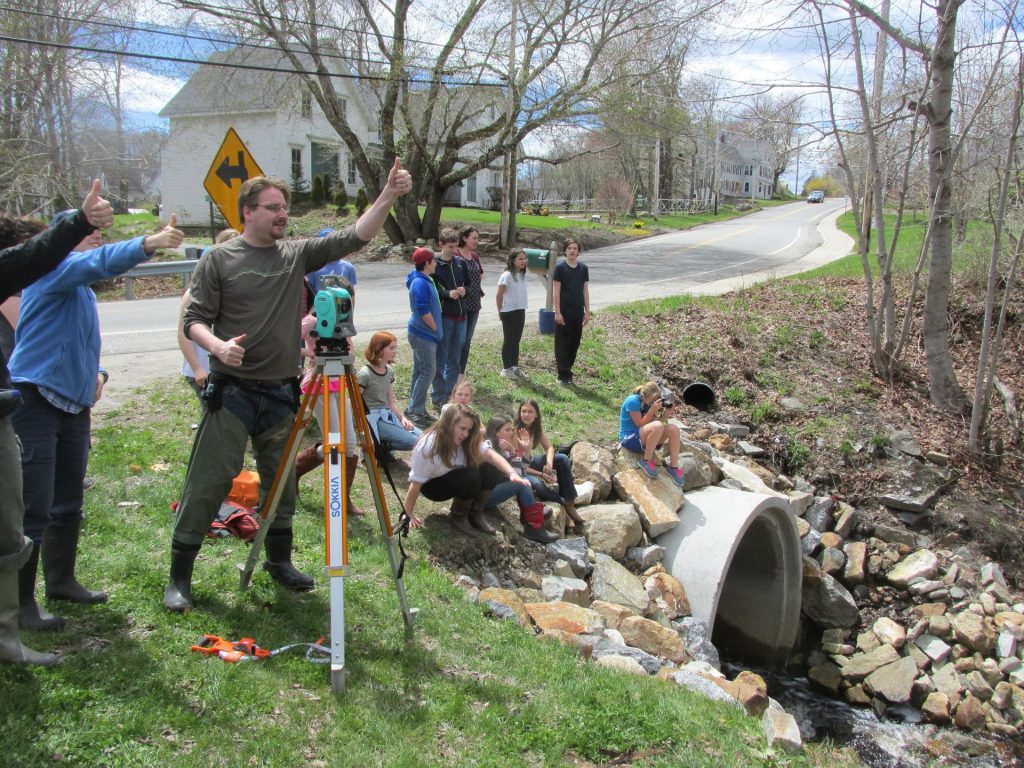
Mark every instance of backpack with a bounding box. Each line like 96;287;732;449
209;501;261;542
169;500;261;542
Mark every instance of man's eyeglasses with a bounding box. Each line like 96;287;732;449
253;203;289;214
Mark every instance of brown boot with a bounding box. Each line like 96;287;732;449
449;496;478;536
468;490;496;535
294;443;324;488
344;456;365;516
563;500;585;535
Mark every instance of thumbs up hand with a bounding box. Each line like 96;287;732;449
386;157;413;197
81;179;114;229
144;213;185;254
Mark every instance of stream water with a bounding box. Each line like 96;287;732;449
728;665;1024;767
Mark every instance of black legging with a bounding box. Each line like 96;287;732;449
420;464;503;502
499;309;526;369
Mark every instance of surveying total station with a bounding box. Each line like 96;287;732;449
238;278;418;693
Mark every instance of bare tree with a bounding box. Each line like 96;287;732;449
736;92;803;198
174;0;723;242
807;0;1017;414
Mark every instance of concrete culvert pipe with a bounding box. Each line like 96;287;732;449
682;381;715;411
657;487;801;666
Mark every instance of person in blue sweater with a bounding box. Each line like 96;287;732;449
0;180;113;666
405;246;443;428
10;214;183;633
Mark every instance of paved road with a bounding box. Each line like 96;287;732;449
95;199;850;411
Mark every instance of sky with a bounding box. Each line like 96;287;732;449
108;0;1017;193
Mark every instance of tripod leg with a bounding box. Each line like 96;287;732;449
345;368;418;637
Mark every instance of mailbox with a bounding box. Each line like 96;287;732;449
523;248;550;272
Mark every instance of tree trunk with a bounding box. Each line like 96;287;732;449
923;0;969;413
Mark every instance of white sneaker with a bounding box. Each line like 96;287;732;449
500;368;514;378
511;366;526;378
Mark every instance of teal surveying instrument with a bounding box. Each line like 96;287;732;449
238;279;418;693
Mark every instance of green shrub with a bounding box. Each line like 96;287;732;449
311;174;325;205
355;187;368;215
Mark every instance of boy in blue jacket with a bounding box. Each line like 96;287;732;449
10;215;183;633
405;247;442;428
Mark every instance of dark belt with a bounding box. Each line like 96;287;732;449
211;373;296;390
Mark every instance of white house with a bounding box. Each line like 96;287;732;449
717;130;775;201
160;48;498;226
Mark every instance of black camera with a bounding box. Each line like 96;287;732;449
659;388;675;409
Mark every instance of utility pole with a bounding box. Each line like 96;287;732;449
499;1;518;249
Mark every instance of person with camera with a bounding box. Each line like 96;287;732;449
164;160;413;613
0;181;113;666
619;381;686;486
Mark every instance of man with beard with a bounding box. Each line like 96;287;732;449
164;159;413;612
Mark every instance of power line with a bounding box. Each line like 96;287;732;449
0;34;506;88
0;4;395;70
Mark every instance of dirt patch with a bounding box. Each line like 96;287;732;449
594;273;1024;584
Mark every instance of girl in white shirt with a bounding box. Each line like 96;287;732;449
404;403;528;536
495;249;529;378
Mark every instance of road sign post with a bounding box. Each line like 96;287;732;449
203;128;264;232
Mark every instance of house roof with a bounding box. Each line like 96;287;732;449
160;46;368;119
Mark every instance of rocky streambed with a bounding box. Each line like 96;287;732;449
421;419;1024;765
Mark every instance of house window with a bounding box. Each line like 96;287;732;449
291;148;303;181
301;92;312;119
466;174;477;203
347;154;356;185
744;181;750;193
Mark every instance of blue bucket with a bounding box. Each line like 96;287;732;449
538;308;556;335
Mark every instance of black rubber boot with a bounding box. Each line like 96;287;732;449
18;544;64;631
163;544;199;612
522;503;558;544
0;542;58;666
42;520;107;604
263;530;314;591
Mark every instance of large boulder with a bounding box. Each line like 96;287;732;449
579;503;644;559
590;554;650;614
478;587;531;626
612;469;683;537
524;601;604;635
886;549;940;588
864;656;918;703
645;571;691;620
618;615;689;663
802;557;861;628
569;441;616;502
951;612;996;655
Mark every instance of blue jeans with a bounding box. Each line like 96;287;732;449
368;409;421;451
11;385;91;543
459;310;480;374
406;332;437;416
528;453;576;503
432;317;466;407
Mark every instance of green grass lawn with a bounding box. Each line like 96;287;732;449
0;322;853;768
800;209;994;280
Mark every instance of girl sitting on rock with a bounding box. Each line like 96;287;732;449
403;404;529;536
619;381;685;486
514;398;585;534
482;416;558;543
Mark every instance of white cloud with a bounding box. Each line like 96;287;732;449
119;67;186;114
